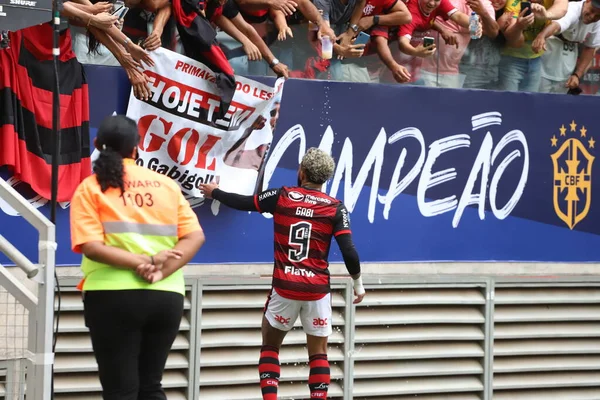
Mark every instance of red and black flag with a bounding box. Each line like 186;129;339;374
0;23;91;202
289;57;331;80
172;0;236;119
288;38;332;80
122;9;177;50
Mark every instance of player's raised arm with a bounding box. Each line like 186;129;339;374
333;203;365;304
200;183;280;214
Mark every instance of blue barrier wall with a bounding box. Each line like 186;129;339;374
1;65;600;265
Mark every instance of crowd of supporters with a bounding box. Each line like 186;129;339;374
19;0;600;94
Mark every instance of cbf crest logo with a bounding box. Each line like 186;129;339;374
550;121;595;230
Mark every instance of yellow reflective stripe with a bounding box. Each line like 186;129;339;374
102;221;177;236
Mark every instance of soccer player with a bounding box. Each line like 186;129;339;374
199;148;365;400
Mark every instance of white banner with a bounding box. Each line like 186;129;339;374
126;47;284;199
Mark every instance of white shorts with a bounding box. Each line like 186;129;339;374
264;289;333;337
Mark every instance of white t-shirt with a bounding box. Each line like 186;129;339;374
541;1;600;81
70;26;121;67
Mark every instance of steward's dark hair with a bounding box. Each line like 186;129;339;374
94;115;140;193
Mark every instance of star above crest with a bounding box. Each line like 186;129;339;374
552;121;595;150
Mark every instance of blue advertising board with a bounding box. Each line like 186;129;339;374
1;65;599;265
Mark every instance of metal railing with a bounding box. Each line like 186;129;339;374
50;270;600;399
0;177;55;400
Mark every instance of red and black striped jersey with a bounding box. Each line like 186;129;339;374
254;186;352;301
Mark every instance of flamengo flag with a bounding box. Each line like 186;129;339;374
0;24;91;202
126;47;284;198
172;0;236;119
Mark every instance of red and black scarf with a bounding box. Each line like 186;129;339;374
172;0;236;118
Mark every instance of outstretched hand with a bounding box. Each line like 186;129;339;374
271;0;297;16
317;23;336;41
92;2;113;14
90;12;119;30
199;182;219;199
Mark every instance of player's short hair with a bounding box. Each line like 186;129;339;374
300;148;335;185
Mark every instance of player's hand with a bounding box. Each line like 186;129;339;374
353;288;365;304
353;276;365;304
199;182;219;199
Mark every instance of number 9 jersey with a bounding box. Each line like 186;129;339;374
254;186;352;301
